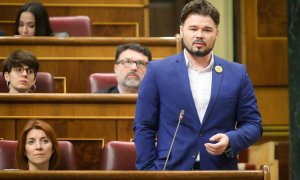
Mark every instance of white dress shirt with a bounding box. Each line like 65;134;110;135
184;51;214;123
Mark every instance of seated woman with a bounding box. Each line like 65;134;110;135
2;50;39;93
15;2;69;37
15;2;53;36
16;120;61;170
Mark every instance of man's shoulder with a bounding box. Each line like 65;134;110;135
214;55;245;69
151;52;183;65
95;86;119;93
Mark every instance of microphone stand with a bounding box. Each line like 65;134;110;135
163;110;184;171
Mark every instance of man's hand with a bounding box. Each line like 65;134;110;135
204;133;229;155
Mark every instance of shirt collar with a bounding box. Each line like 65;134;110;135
184;50;214;72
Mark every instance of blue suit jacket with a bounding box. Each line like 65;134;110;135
134;52;263;170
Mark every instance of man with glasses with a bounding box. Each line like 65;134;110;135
97;43;152;93
2;49;39;93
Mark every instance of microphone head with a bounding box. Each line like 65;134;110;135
179;110;185;121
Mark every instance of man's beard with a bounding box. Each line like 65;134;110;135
123;72;141;88
183;41;213;57
124;78;140;88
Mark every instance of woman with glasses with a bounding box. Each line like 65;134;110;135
2;49;39;93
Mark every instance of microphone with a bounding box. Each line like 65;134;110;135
163;110;185;171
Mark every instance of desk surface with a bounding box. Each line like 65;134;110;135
0;168;270;180
0;36;180;46
0;93;137;103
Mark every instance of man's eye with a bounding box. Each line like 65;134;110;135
123;60;132;65
137;61;146;66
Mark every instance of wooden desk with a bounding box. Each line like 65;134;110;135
0;93;289;141
0;0;149;37
0;36;182;93
0;94;285;171
0;166;270;180
0;93;136;170
0;94;136;142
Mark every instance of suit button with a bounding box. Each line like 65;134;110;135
199;133;204;137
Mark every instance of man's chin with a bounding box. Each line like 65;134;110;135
124;80;140;88
191;49;211;57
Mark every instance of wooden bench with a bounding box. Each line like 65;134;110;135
0;0;149;37
0;93;289;146
0;36;182;93
0;93;288;171
0;94;136;142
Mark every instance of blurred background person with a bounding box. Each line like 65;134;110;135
16;119;61;170
0;27;4;36
97;43;152;93
2;49;39;93
15;2;53;36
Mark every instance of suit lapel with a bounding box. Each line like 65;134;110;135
173;53;200;124
202;56;224;125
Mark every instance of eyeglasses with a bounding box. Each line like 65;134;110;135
116;58;148;69
12;66;35;75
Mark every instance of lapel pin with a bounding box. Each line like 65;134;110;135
214;65;223;73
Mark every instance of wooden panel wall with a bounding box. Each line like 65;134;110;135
0;94;289;142
0;36;182;93
235;0;288;126
0;94;136;143
0;0;149;37
0;93;288;170
0;94;137;170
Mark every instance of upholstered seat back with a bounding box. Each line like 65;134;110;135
87;73;117;93
57;141;77;170
0;140;17;169
100;141;136;170
50;16;92;37
0;140;76;170
0;72;54;93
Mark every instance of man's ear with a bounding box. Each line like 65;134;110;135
114;64;117;73
179;25;183;38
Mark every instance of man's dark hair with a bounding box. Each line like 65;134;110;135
180;0;220;26
115;43;152;62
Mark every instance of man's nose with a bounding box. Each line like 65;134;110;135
130;62;138;70
195;30;204;38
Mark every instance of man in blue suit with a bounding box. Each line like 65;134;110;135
134;0;263;170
